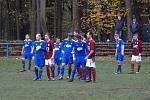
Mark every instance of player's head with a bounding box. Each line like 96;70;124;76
67;33;73;40
86;32;92;39
76;34;82;41
114;34;119;40
118;16;121;20
36;33;41;41
132;18;136;23
56;37;61;43
133;34;138;40
44;34;49;41
81;32;86;40
25;34;30;39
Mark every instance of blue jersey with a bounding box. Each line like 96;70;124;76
23;39;33;53
54;42;62;57
74;41;88;57
116;39;124;55
33;40;46;58
61;39;74;55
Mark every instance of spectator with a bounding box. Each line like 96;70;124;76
114;16;124;38
146;19;150;42
130;18;140;37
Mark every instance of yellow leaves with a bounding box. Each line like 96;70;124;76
80;0;124;34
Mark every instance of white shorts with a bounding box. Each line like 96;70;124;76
86;59;96;68
131;55;141;62
45;59;53;66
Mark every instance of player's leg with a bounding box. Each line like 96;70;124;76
92;68;96;82
86;59;92;82
67;56;73;79
59;55;67;80
38;66;43;80
27;54;32;71
116;61;122;74
45;59;51;80
38;58;45;80
33;66;39;81
129;55;135;74
21;57;26;72
81;57;86;81
50;64;55;81
136;56;142;73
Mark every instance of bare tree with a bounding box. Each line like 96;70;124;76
124;0;132;41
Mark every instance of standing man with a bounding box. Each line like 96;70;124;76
130;17;140;37
44;34;55;81
59;33;74;80
69;34;88;82
20;34;33;72
53;37;62;77
114;34;124;74
129;34;142;74
85;32;96;83
114;16;124;38
32;33;46;81
146;19;150;42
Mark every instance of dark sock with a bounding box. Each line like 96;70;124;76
35;67;39;79
138;63;141;72
92;68;96;81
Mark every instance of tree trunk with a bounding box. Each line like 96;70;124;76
30;0;36;39
72;0;79;32
15;0;20;40
124;0;132;41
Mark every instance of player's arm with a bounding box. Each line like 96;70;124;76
139;40;142;55
121;44;125;56
21;46;24;54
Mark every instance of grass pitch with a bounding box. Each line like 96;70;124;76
0;56;150;100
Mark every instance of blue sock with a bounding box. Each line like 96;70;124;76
68;67;72;78
71;68;76;79
39;68;43;79
119;65;122;73
117;65;121;73
61;66;65;77
35;67;39;79
22;61;25;69
83;67;86;80
57;66;61;76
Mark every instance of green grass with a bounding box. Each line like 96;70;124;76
0;56;150;100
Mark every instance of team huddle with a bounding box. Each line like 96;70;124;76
21;32;96;82
20;32;142;83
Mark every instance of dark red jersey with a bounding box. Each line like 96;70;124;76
131;38;142;56
88;39;96;58
45;39;54;59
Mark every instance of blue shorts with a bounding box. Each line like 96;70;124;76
54;56;62;65
74;56;86;68
34;58;45;67
22;53;32;60
62;54;73;64
116;54;124;61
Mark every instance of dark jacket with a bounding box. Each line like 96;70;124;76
115;19;124;31
130;22;140;34
146;23;150;33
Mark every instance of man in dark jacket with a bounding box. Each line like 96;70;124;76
114;16;124;38
130;18;140;37
146;19;150;42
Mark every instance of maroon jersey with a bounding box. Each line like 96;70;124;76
45;39;54;59
131;38;142;56
88;39;96;58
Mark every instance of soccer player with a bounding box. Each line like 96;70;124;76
114;33;124;74
129;34;142;74
20;34;33;72
59;33;74;80
69;34;88;82
44;34;55;81
85;32;96;83
53;37;62;77
32;33;46;81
